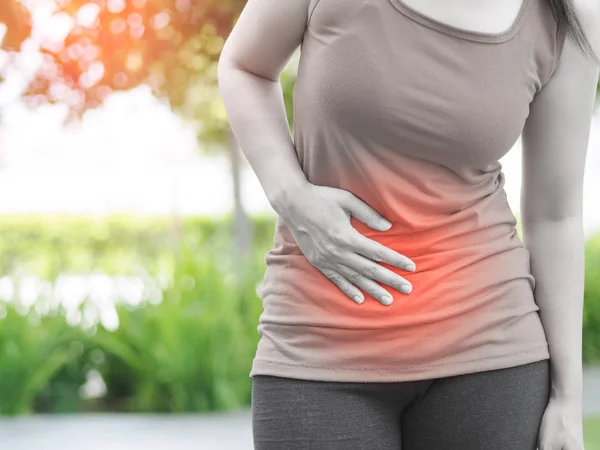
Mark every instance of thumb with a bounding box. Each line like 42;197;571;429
340;191;392;231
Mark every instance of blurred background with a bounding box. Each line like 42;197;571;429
0;1;598;449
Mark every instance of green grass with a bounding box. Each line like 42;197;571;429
585;416;600;449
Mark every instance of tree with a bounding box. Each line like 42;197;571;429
0;0;291;280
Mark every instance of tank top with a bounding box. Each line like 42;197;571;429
249;0;568;382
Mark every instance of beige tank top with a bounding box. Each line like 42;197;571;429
250;0;567;382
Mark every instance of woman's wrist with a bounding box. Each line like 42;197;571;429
267;177;310;216
550;384;582;402
550;368;583;403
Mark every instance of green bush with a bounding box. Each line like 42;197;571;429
584;233;600;363
0;213;599;414
85;240;264;412
0;213;275;414
0;213;276;278
0;302;84;415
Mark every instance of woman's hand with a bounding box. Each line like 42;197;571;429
537;395;584;450
275;181;416;306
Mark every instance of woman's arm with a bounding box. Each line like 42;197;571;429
216;0;417;304
521;4;600;407
217;0;312;213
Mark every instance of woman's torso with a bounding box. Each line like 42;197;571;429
250;0;566;382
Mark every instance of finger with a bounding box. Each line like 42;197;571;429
341;252;413;295
336;264;394;306
319;267;365;304
338;191;392;231
349;230;416;271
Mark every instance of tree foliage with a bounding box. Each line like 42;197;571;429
0;0;244;145
0;0;31;52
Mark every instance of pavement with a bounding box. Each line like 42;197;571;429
3;365;600;450
0;409;254;450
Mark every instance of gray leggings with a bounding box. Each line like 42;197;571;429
251;359;550;449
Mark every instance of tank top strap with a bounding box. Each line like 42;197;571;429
517;0;568;91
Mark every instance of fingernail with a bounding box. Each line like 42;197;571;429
381;220;392;230
400;284;412;294
353;295;364;304
381;294;393;305
404;263;416;272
